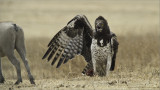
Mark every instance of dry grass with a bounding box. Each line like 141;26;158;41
1;33;159;89
0;0;159;89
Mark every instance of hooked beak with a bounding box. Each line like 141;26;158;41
96;26;103;32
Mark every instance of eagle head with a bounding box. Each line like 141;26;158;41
94;16;112;46
95;16;110;34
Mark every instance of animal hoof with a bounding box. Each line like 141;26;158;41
0;78;5;83
30;80;35;84
15;79;22;85
29;77;35;84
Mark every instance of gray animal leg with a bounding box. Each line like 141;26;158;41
0;57;5;83
7;54;22;84
16;48;35;84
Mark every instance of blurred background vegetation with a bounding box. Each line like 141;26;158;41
0;0;159;88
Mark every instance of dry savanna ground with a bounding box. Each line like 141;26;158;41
0;0;159;90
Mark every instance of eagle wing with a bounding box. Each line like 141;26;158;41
110;32;119;71
42;15;93;68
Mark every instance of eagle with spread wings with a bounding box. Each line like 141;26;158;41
42;15;119;76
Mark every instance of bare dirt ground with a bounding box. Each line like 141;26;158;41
0;0;159;90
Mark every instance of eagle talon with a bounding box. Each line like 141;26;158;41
86;69;94;77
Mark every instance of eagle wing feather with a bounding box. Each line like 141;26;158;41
42;15;93;68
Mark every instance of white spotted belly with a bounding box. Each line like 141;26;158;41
91;39;112;63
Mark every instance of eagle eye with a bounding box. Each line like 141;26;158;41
101;24;104;27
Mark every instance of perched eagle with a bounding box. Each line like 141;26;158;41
42;15;119;76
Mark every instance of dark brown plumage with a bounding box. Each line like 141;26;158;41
42;15;93;68
42;15;119;76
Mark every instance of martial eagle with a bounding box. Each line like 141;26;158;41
42;15;119;76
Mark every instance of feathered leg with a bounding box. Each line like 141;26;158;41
106;50;112;76
82;60;93;76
